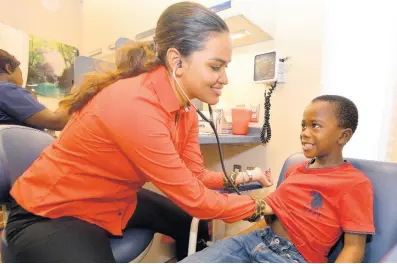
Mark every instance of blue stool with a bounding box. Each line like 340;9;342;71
0;125;154;262
278;152;397;263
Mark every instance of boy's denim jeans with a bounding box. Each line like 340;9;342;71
180;227;307;263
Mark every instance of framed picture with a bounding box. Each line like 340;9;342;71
27;35;79;98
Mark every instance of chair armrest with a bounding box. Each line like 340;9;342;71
188;217;201;256
381;244;397;263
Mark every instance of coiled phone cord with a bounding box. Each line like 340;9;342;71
260;81;277;144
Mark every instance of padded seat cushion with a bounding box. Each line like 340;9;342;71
110;228;155;262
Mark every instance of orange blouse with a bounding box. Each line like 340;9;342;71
11;66;256;235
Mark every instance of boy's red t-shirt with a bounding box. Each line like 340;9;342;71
264;161;375;262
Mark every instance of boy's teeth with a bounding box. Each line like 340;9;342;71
302;143;314;150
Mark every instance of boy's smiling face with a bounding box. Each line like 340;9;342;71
300;101;349;159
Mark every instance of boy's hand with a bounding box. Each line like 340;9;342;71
253;167;273;187
235;168;273;187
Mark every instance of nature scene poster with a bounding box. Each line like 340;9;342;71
27;35;78;98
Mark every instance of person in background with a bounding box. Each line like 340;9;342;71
181;95;375;263
0;49;69;130
5;2;274;262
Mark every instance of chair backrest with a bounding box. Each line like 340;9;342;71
277;152;397;263
0;125;53;203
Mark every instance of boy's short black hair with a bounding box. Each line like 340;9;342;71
312;95;358;134
0;49;20;74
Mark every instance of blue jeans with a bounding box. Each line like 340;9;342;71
181;227;307;263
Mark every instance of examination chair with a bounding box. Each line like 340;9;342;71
277;152;397;263
0;125;154;263
381;244;397;262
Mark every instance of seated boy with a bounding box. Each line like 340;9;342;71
181;95;375;263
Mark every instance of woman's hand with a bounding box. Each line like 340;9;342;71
235;167;273;187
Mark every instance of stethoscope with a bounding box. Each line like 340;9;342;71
172;63;241;195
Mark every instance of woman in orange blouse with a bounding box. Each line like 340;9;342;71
6;2;273;262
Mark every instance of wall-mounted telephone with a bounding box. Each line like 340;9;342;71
254;50;289;144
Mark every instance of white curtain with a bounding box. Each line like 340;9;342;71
321;0;397;161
